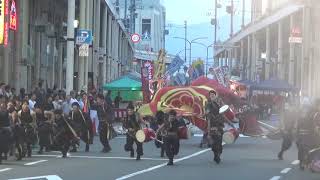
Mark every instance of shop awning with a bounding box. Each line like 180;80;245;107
103;76;142;91
215;3;304;56
250;79;298;92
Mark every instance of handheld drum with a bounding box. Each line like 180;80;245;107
135;130;146;143
219;105;238;123
222;128;239;144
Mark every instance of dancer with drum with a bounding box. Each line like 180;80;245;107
157;110;180;165
205;90;224;164
123;104;144;160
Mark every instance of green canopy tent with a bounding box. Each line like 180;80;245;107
103;76;143;101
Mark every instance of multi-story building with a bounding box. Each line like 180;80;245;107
114;0;166;53
215;0;320;98
0;0;135;93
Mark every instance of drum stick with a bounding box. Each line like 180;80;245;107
151;136;164;144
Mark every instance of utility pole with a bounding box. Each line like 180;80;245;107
214;0;218;66
230;0;234;37
242;0;245;28
184;20;187;63
129;0;136;34
124;0;128;30
66;0;75;94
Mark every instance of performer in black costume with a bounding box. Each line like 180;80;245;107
35;103;53;154
154;111;166;157
123;104;143;160
96;94;113;153
18;103;37;158
205;90;224;164
69;102;92;152
296;101;320;170
0;102;12;164
157;110;180;165
53;109;78;158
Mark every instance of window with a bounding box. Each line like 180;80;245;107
142;19;151;40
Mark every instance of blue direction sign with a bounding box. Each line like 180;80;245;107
76;29;93;45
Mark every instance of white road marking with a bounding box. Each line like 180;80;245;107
280;168;291;174
0;168;12;172
115;136;126;139
269;176;281;180
193;134;203;137
33;154;58;157
9;175;63;180
34;154;167;161
116;148;211;180
258;121;277;130
239;134;250;138
291;160;300;165
24;159;48;166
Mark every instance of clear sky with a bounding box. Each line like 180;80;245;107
163;0;215;25
163;0;251;25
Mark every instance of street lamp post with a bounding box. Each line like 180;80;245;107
173;37;208;66
192;42;214;77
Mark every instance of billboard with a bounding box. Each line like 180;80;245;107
0;0;5;44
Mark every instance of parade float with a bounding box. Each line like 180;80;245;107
137;49;263;144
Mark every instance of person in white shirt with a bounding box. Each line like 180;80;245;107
28;94;37;112
52;94;63;110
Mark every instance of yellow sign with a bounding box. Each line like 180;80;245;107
0;0;4;44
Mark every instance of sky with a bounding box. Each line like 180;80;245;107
163;0;252;59
162;0;251;25
163;0;215;25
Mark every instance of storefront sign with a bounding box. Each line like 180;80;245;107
0;0;5;44
9;0;16;30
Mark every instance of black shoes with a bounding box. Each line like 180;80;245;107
167;159;174;166
101;147;111;153
214;156;221;164
130;150;134;158
136;155;141;161
85;144;89;152
278;152;283;160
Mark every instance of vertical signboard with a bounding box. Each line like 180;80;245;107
3;0;8;46
9;0;16;30
0;0;5;44
141;61;154;103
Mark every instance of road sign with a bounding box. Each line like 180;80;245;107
76;29;93;45
131;33;141;43
289;37;302;44
79;44;89;57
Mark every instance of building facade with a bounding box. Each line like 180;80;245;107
114;0;166;53
0;0;134;93
215;0;320;99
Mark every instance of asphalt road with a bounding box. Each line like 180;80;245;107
0;134;319;180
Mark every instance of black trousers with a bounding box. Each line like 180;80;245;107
125;134;143;156
99;122;111;150
280;132;293;153
155;134;165;156
209;128;223;157
164;135;179;160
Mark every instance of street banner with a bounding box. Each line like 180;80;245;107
141;61;154;103
166;55;184;76
214;67;225;86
